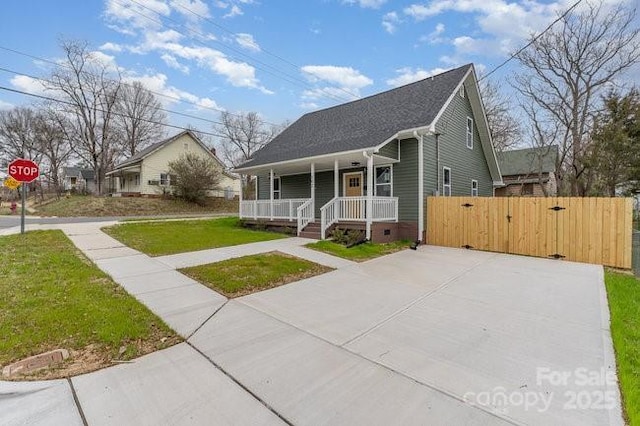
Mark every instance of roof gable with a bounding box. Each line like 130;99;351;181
498;146;558;176
238;64;473;169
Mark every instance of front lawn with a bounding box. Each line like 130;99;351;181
605;271;640;425
103;216;286;256
0;231;178;379
306;240;411;262
180;252;332;298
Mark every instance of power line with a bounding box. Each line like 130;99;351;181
169;0;362;101
479;0;584;81
0;65;229;127
120;0;353;103
0;45;280;127
0;85;228;138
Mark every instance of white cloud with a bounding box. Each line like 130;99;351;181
104;0;171;32
170;0;211;19
10;75;48;96
417;22;446;45
223;4;242;18
99;42;123;52
235;33;260;52
302;65;373;89
343;0;386;9
0;100;14;110
382;12;401;34
386;67;450;87
299;102;319;110
195;97;222;110
161;53;190;73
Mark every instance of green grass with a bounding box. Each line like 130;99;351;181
180;252;332;298
306;240;411;262
605;271;640;425
103;216;286;256
0;230;178;378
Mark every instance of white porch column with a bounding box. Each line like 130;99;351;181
310;163;316;222
239;174;243;218
334;159;339;221
418;134;424;242
366;152;374;240
269;169;274;220
253;175;257;220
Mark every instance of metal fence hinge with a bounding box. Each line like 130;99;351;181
548;206;566;211
548;253;566;259
462;203;473;208
462;244;474;249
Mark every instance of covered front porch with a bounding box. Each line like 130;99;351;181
237;149;399;240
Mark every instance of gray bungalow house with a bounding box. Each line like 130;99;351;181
234;64;503;243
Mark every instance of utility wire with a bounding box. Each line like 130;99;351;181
479;0;583;81
169;0;362;101
120;0;352;103
0;65;228;127
0;85;229;138
0;45;280;127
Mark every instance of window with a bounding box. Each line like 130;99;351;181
443;167;451;196
459;85;465;98
375;166;392;197
183;142;189;150
134;174;140;186
120;177;125;189
272;177;281;199
70;177;77;185
466;117;474;149
160;173;169;186
349;177;360;187
471;179;478;197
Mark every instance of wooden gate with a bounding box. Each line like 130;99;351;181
426;196;633;269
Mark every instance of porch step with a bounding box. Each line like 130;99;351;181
299;222;321;239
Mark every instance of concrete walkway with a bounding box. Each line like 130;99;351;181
0;222;624;425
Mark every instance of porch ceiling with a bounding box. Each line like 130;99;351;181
238;152;397;176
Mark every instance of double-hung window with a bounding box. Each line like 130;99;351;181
466;117;474;149
160;173;169;186
375;166;392;196
443;167;452;196
471;179;478;197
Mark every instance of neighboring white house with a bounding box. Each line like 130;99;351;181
61;167;96;193
106;130;240;198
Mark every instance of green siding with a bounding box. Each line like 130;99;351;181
394;138;419;222
377;140;399;160
427;87;493;196
281;174;310;199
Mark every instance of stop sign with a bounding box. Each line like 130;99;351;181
8;158;39;183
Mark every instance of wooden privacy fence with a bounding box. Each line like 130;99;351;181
426;196;633;269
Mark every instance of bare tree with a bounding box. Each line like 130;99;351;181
43;40;122;194
513;0;640;195
0;106;43;164
116;81;166;158
215;111;283;197
36;107;72;193
479;78;520;152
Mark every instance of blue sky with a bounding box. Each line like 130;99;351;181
0;0;637;133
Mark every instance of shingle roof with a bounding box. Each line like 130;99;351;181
497;146;558;176
63;166;94;180
237;64;473;169
114;132;188;169
63;166;81;176
80;169;95;181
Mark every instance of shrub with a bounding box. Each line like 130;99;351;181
168;152;221;205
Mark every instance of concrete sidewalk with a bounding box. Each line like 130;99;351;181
1;222;624;425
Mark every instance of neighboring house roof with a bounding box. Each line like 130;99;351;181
110;130;237;179
497;146;558;177
63;166;94;180
237;64;473;170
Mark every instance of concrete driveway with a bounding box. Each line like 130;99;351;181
1;227;623;425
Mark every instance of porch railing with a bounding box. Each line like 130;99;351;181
239;198;310;221
320;196;399;239
296;199;314;236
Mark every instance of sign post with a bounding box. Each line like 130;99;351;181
7;158;39;234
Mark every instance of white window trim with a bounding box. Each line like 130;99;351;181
471;179;478;197
374;164;393;197
272;176;281;199
466;117;474;149
342;171;364;197
443;167;452;197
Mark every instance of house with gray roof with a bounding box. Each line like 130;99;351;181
234;64;503;242
62;167;96;193
495;146;558;197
